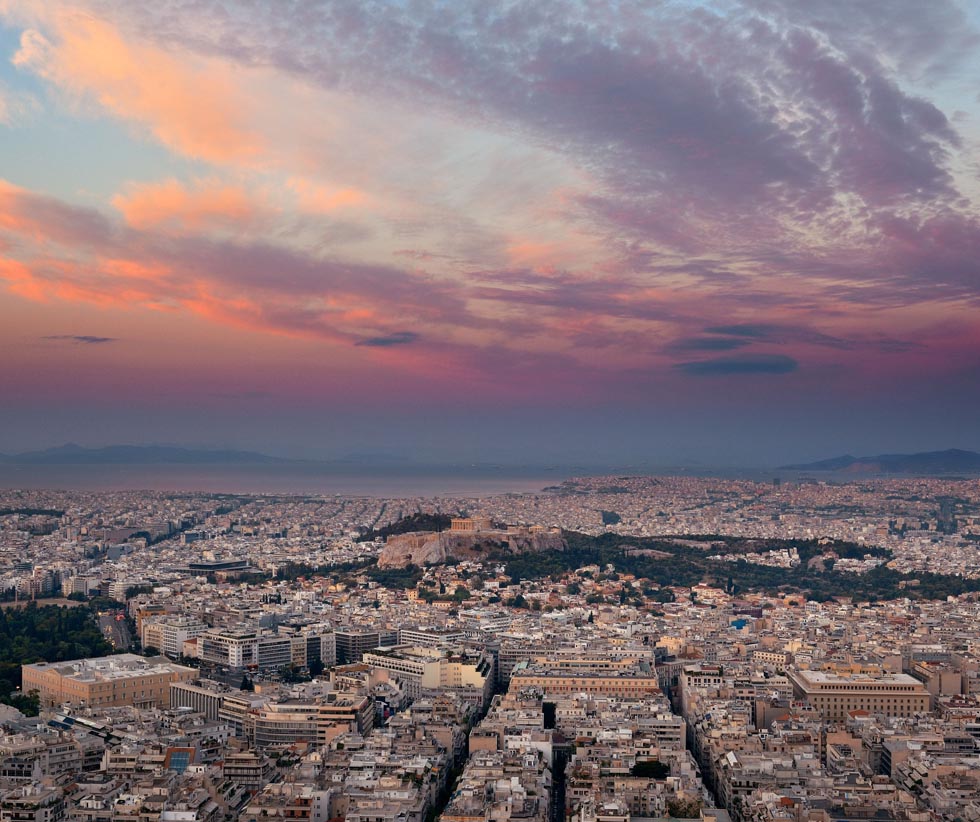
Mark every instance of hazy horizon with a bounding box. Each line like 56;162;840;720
2;435;980;472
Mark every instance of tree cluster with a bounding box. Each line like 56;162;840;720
356;513;453;543
499;531;980;603
0;602;112;710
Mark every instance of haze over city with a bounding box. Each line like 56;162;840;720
2;0;980;466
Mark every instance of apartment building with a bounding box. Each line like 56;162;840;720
511;666;660;697
141;616;206;658
362;646;493;706
248;694;374;749
335;628;398;664
199;628;258;669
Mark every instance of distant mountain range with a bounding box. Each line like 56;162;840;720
781;448;980;475
3;443;979;475
0;443;293;465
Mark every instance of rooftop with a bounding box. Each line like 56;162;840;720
24;654;195;682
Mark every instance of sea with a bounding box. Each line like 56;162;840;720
0;462;834;497
0;462;581;497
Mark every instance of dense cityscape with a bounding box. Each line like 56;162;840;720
0;476;978;822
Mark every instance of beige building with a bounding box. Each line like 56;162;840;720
248;694;374;749
511;667;660;697
511;654;661;698
22;654;196;710
141;615;206;658
0;785;65;822
751;650;792;669
362;645;494;707
787;669;930;719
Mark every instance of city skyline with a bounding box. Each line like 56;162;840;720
2;1;980;464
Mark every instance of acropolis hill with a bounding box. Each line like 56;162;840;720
376;516;566;568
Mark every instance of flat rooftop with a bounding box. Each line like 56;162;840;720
24;654;195;682
792;671;922;685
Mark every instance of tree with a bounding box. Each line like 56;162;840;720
124;584;154;599
666;798;702;819
88;596;126;611
2;689;40;717
240;675;254;691
631;760;669;779
356;512;452;542
278;664;309;683
0;602;111;695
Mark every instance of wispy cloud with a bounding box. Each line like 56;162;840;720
42;335;117;344
667;336;751;353
705;324;775;339
355;331;420;347
675;354;799;377
0;80;40;126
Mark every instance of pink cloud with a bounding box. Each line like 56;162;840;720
2;174;980;406
12;9;261;163
113;179;259;232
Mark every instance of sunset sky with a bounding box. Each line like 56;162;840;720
1;0;979;466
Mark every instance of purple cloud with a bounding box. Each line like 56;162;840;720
666;337;751;353
98;1;972;218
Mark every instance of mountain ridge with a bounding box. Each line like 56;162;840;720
0;443;295;465
781;448;980;474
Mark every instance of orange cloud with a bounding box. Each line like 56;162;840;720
113;179;258;232
0;257;48;302
505;240;564;269
0;253;176;311
12;9;260;163
0;179;33;234
100;257;171;284
287;177;368;213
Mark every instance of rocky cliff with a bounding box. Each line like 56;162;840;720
377;528;566;569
